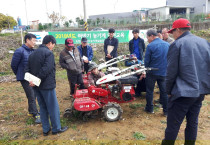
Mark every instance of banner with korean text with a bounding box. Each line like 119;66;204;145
30;30;147;44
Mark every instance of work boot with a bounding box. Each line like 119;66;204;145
34;114;41;124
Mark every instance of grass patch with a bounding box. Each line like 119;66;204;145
25;117;35;125
160;120;167;124
56;69;67;80
70;124;77;130
133;132;146;140
60;118;69;127
129;103;144;109
21;128;38;139
203;101;208;106
153;106;160;112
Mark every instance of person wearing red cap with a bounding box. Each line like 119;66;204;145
162;18;210;145
59;38;85;96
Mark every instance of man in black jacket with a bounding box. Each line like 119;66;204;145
104;28;119;67
25;35;68;136
129;28;146;97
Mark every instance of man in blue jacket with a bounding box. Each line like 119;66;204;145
144;29;169;116
162;18;210;145
77;37;93;74
11;33;41;124
25;35;68;136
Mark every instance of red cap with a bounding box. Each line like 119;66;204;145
65;38;74;47
168;18;191;33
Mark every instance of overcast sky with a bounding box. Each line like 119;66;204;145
0;0;166;25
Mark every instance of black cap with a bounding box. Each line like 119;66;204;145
81;37;87;43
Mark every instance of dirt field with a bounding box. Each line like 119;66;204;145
0;70;210;145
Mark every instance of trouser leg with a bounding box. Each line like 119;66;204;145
20;80;38;115
34;89;50;133
68;75;77;95
77;73;85;89
157;77;168;113
40;89;61;133
162;97;201;145
184;95;204;145
145;74;156;112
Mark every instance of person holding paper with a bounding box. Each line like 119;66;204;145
104;28;119;67
59;38;85;96
25;35;68;136
77;37;93;74
11;33;41;124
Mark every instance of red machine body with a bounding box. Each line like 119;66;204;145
73;84;135;110
74;97;101;111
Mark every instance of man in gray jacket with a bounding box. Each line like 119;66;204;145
162;18;210;145
59;38;84;96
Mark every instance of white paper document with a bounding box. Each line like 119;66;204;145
82;55;88;61
24;72;41;86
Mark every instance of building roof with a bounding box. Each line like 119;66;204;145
148;5;193;11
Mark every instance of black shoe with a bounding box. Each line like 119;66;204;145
52;126;68;135
144;108;154;114
43;128;51;136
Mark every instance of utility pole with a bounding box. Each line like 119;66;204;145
59;0;62;26
45;0;49;23
24;0;29;26
83;0;88;31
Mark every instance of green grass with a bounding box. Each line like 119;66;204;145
56;69;67;80
60;117;69;127
160;120;167;124
153;106;160;112
133;132;146;140
21;128;38;139
25;117;35;125
129;103;144;109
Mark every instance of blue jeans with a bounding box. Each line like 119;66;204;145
145;74;168;113
162;95;204;145
34;88;61;133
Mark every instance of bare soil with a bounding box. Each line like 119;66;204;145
0;71;210;145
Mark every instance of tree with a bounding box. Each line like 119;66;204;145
96;18;100;25
38;23;43;30
69;19;73;25
64;21;69;27
76;17;80;26
47;11;60;24
0;13;17;31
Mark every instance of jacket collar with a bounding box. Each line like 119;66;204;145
65;47;75;53
133;36;140;40
176;31;191;41
39;44;50;50
22;44;32;51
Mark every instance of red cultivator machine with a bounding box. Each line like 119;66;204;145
63;60;157;122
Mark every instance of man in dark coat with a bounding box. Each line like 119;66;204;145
162;18;210;145
25;35;68;136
